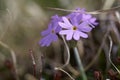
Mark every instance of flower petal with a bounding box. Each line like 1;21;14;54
83;14;92;20
78;22;92;32
55;26;62;33
67;12;75;19
59;30;72;35
66;31;74;40
82;26;92;32
41;23;53;36
89;23;95;28
90;18;96;23
51;34;58;41
62;17;73;27
58;22;70;29
89;18;98;25
79;31;88;38
73;31;80;40
39;35;51;47
41;29;50;36
46;39;52;46
39;33;58;47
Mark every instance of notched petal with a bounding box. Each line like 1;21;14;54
62;17;73;27
73;31;80;40
58;22;70;29
59;30;72;35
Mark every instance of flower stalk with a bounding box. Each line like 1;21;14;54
73;47;87;80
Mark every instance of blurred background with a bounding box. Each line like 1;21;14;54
0;0;120;80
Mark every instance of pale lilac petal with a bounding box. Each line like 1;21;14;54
76;15;82;23
40;35;49;44
89;23;95;28
39;38;48;47
48;22;54;29
52;22;58;27
85;14;92;19
46;39;52;46
39;35;51;46
93;22;98;25
73;31;80;40
41;39;51;47
89;18;98;25
41;38;52;47
45;34;55;46
82;14;92;20
62;17;73;27
69;14;82;26
78;22;92;32
51;34;58;41
79;31;88;38
39;14;62;47
41;22;53;36
71;16;78;25
55;26;62;33
58;22;71;29
41;29;50;36
51;15;59;20
81;26;92;32
59;30;72;35
90;18;96;23
67;12;75;19
39;33;58;47
66;31;74;40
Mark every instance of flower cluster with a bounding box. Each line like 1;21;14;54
39;8;98;47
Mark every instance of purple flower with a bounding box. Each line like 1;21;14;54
59;17;91;40
58;9;98;40
67;8;98;28
82;14;98;28
39;15;61;47
39;8;98;47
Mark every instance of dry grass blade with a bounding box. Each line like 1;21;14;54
0;9;12;40
60;35;70;68
102;0;115;9
108;36;120;74
85;31;109;70
115;11;120;24
46;7;77;12
47;6;120;14
67;64;79;77
0;40;19;80
54;35;74;80
54;67;75;80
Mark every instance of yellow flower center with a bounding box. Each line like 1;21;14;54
73;26;77;30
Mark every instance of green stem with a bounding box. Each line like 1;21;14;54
73;47;87;80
